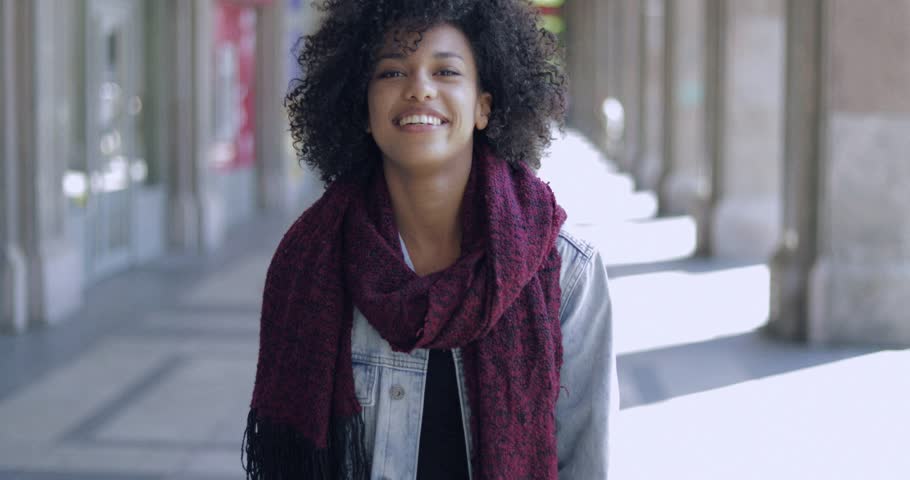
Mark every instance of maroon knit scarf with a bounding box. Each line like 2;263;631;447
243;151;567;479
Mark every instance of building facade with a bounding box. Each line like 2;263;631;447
6;0;909;346
1;0;320;334
564;0;910;347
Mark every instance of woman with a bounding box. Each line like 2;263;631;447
242;1;617;479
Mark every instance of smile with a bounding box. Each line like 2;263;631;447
397;114;447;126
394;115;449;133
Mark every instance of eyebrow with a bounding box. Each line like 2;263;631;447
377;51;465;62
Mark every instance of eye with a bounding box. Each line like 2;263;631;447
377;71;404;79
437;69;460;77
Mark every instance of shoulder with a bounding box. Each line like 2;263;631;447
555;228;606;317
556;228;596;265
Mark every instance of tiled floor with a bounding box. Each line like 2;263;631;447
0;213;286;480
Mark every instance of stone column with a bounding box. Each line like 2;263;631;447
635;0;666;192
255;0;289;212
600;0;625;162
703;0;726;255
565;0;610;149
196;0;226;252
26;0;84;324
806;0;910;345
168;0;201;251
563;0;586;137
0;0;27;334
167;0;225;253
1;1;83;330
768;0;823;341
658;0;712;253
614;0;644;174
711;0;785;260
592;0;612;153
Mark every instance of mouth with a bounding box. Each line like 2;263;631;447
393;113;450;133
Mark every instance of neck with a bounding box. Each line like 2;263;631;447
383;154;471;276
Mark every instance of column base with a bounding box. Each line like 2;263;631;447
259;170;287;212
1;244;28;334
170;193;202;252
27;240;83;327
660;170;712;253
170;188;227;255
635;152;664;192
766;246;811;341
133;185;167;264
660;169;706;216
201;190;227;253
809;257;910;347
711;194;781;261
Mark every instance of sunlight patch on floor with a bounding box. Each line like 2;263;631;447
612;263;770;355
580;216;699;267
613;350;910;480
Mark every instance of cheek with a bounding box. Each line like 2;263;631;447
451;92;479;125
366;91;378;120
366;85;386;120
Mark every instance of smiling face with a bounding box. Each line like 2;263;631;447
367;23;492;175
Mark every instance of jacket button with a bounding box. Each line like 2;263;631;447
389;384;406;400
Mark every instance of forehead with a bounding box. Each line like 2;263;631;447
377;23;474;60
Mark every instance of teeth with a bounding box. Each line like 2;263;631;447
399;114;443;126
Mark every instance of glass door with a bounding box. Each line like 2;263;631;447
85;0;145;280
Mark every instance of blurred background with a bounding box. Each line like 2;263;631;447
1;0;908;479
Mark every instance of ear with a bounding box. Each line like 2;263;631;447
475;92;493;130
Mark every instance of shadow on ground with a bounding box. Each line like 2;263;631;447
618;329;879;409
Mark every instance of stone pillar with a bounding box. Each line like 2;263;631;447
711;0;785;260
635;0;666;192
0;0;27;334
806;0;910;345
563;0;586;138
167;0;225;253
255;0;290;212
168;0;201;251
703;0;726;255
614;0;644;174
1;1;83;330
768;0;823;341
27;0;84;324
592;0;612;153
565;0;610;149
658;0;712;253
600;0;625;161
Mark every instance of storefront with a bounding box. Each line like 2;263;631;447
72;0;166;281
211;0;261;228
1;0;314;333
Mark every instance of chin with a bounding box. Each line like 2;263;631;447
383;147;453;169
386;155;448;172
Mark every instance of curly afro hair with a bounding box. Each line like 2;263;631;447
287;0;568;184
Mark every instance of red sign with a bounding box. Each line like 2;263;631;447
212;0;258;170
221;0;272;5
536;6;561;16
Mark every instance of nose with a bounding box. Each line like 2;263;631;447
403;72;436;101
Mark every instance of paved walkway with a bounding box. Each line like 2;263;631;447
0;130;908;479
0;213;282;480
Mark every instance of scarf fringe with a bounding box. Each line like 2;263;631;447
242;408;370;479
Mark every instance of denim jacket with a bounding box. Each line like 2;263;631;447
351;229;618;479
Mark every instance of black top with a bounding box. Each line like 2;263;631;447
416;349;470;479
